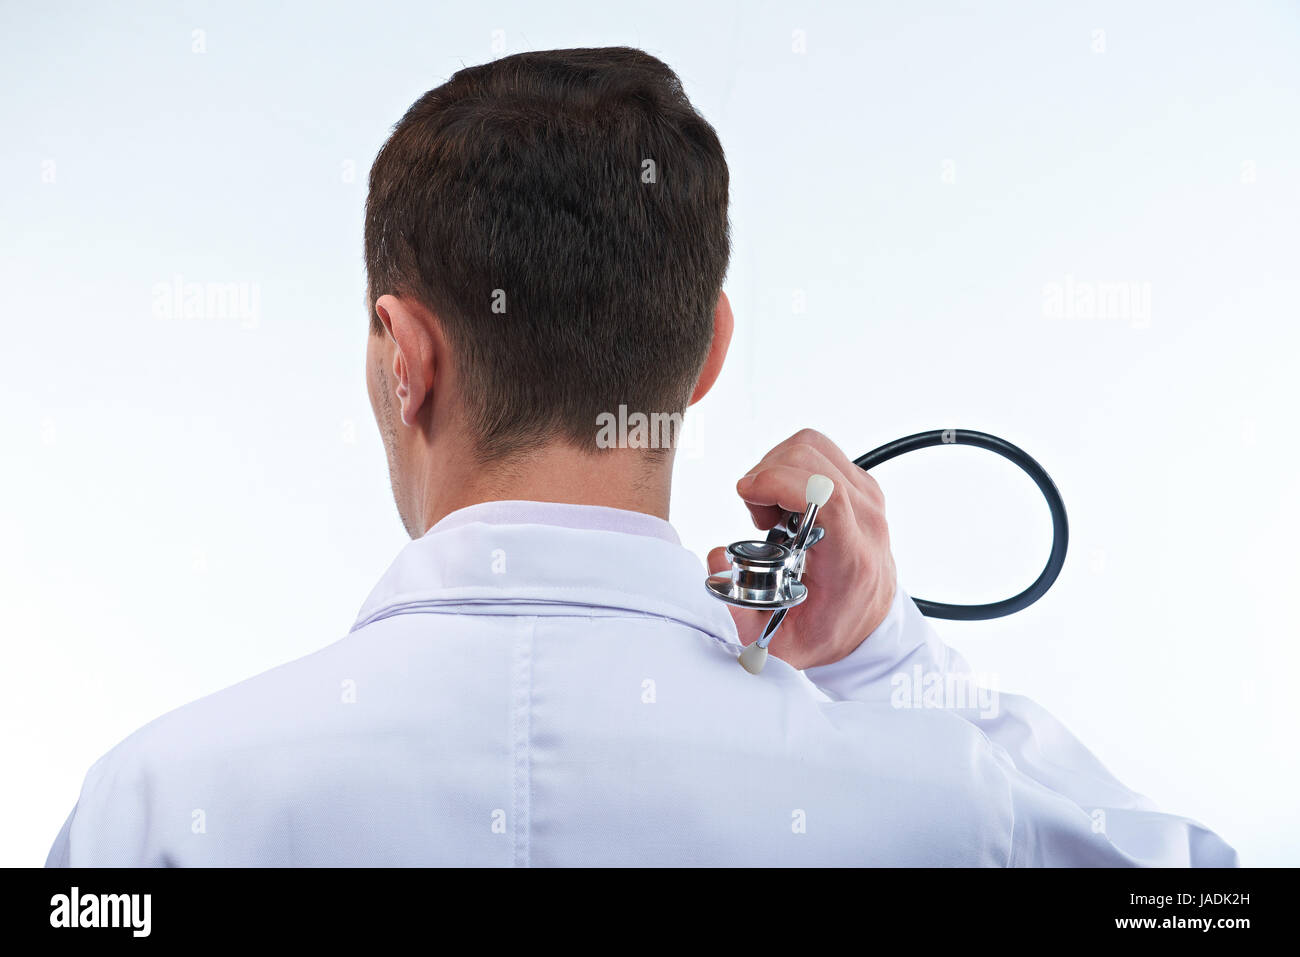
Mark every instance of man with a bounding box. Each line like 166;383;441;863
48;47;1234;866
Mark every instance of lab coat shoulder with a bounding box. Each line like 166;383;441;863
50;612;519;866
812;696;1022;865
804;587;1241;867
631;639;1020;865
48;631;369;867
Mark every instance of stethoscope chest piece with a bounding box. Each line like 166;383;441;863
705;474;836;674
705;539;809;610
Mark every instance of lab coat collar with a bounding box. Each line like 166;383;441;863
350;500;739;646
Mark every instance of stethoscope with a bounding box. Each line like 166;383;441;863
705;429;1070;674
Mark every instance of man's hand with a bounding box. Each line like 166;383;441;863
707;429;897;671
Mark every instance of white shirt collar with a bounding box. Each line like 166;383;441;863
351;500;738;647
426;499;681;546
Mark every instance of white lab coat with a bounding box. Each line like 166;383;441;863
46;500;1237;866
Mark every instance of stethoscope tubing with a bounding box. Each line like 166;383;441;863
853;429;1069;621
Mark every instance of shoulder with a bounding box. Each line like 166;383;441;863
62;632;367;865
120;633;360;761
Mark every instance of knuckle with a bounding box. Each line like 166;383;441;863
787;442;823;469
860;474;886;509
863;504;889;540
771;441;823;474
791;427;829;449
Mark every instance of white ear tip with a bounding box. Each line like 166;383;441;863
738;642;769;675
805;473;834;508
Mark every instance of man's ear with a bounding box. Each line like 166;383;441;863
373;294;437;427
688;290;734;407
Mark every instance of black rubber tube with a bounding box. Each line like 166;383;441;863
853;430;1069;620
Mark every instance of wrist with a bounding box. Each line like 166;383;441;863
802;582;914;697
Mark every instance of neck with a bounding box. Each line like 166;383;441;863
413;441;675;536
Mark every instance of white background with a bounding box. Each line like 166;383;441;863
2;0;1297;866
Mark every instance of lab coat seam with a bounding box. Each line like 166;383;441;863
985;738;1019;867
510;617;535;868
1004;762;1018;867
355;602;737;650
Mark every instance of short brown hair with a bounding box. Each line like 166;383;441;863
364;47;730;459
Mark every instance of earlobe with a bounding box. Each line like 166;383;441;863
688;291;734;407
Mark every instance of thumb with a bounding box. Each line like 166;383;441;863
707;546;730;576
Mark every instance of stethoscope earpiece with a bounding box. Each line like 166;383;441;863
737;641;769;675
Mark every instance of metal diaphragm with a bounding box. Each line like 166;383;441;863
704;539;809;609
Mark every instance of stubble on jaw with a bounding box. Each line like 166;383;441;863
373;358;415;537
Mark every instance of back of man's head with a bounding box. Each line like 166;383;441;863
364;47;731;462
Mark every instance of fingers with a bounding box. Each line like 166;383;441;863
744;429;886;511
737;441;871;534
734;434;889;570
787;428;886;506
736;462;861;549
